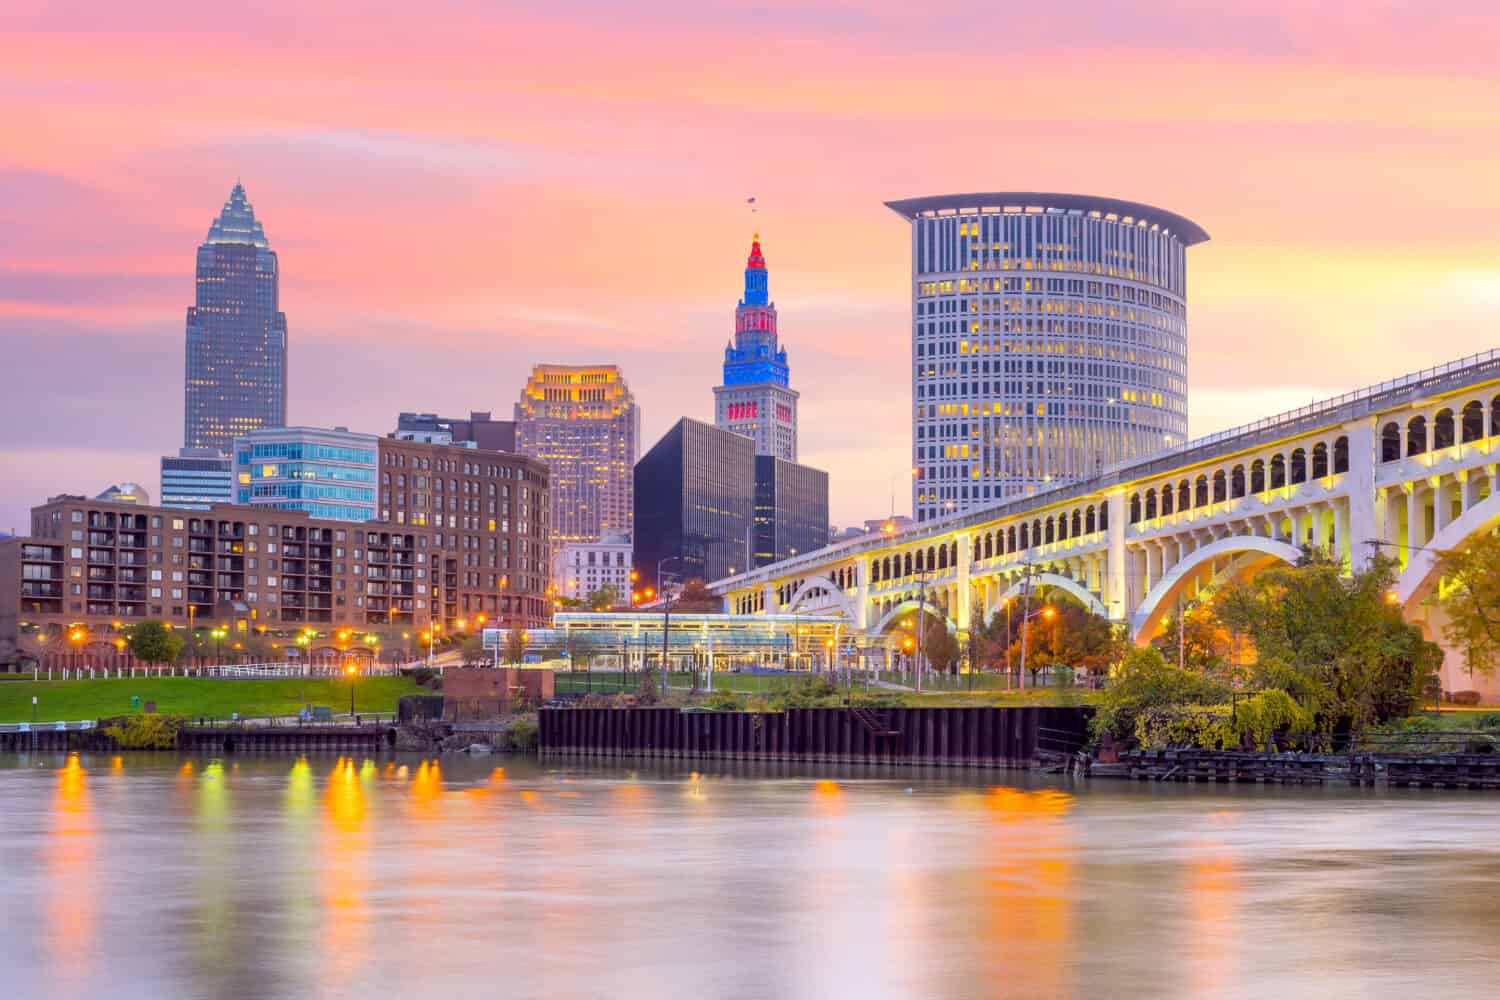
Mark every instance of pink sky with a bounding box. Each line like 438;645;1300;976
3;1;1500;532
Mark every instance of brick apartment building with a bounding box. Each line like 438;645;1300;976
0;438;549;669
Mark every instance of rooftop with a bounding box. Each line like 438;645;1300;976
884;192;1210;246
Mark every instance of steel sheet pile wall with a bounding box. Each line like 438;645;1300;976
539;706;1090;768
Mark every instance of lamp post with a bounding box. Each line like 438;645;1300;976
345;663;357;718
657;556;681;699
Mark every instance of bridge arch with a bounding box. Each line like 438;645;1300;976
872;600;957;636
1130;535;1304;644
783;576;859;621
1393;491;1500;610
994;572;1108;619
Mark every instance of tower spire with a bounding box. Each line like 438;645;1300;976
742;233;768;306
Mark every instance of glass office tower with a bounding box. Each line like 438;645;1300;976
753;456;829;568
183;182;289;453
633;418;754;591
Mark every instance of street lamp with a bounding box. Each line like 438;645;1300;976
657;555;682;699
345;663;357;718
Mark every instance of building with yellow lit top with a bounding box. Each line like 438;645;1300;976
887;193;1209;522
514;364;639;550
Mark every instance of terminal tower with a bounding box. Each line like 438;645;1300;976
713;234;799;461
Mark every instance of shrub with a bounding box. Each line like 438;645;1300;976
104;713;183;750
1473;713;1500;731
1134;705;1236;749
1234;689;1314;747
636;668;662;705
776;675;839;709
506;717;539;750
1447;690;1482;706
1092;646;1229;743
402;666;439;687
704;689;746;711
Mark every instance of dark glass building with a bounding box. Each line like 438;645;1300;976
634;418;754;591
183;182;289;453
753;456;829;568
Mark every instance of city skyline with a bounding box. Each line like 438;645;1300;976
5;2;1500;534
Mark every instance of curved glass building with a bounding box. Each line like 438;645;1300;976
887;192;1208;522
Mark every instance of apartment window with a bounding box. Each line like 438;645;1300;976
71;511;83;523
172;519;184;530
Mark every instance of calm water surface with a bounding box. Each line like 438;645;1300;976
3;752;1500;999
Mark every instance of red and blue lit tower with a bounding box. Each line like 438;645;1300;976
714;234;799;461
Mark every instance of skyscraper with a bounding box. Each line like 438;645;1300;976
514;364;639;546
183;181;289;453
886;193;1208;521
714;235;799;461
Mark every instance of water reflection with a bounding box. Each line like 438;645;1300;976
10;758;1500;998
321;756;372;984
44;754;95;989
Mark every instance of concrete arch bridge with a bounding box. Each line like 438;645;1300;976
713;350;1500;696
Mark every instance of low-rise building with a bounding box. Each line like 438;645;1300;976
160;449;233;509
552;532;632;604
232;426;380;521
394;410;517;452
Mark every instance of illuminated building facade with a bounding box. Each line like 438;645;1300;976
514;364;639;548
887;193;1208;521
232;427;380;521
714;235;799;461
183;182;289;453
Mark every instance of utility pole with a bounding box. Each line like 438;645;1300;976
967;581;979;693
657;556;679;700
915;571;926;694
1018;562;1034;688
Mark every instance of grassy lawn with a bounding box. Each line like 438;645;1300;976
0;675;426;723
553;669;1097;708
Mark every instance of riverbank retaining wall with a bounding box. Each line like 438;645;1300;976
538;705;1091;768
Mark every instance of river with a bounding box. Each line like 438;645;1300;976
2;752;1498;999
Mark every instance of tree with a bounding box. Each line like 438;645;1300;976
564;631;596;669
128;620;183;666
1211;551;1440;733
672;578;721;612
1025;602;1120;678
1436;533;1500;681
1151;600;1232;674
460;633;490;667
586;585;620;611
503;629;527;665
554;595;584;609
921;616;961;673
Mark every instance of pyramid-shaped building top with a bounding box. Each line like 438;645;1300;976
205;181;269;248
